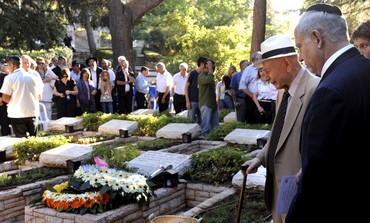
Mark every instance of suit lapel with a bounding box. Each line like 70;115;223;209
275;70;309;153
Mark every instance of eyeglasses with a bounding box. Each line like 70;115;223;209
37;62;45;65
62;75;68;78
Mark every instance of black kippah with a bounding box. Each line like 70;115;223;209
306;3;342;16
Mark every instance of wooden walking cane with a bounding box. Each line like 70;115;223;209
236;164;248;223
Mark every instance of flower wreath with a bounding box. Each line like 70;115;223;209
39;157;155;215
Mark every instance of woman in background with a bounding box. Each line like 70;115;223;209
53;68;78;118
76;68;97;114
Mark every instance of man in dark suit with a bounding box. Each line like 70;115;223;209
286;4;370;223
86;56;103;112
52;56;67;79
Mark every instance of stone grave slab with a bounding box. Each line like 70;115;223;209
224;128;270;145
48;117;84;132
98;119;138;136
0;136;23;159
156;123;200;139
39;144;93;168
232;166;266;191
223;111;236;123
175;110;188;118
130;109;159;116
127;150;191;177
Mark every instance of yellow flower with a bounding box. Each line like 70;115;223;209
53;181;69;194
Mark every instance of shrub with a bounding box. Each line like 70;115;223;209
87;142;141;170
13;136;69;164
183;147;251;186
135;139;178;151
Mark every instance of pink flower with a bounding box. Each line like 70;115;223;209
94;156;109;168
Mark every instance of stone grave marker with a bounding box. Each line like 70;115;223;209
39;144;93;168
130;109;159;116
224;128;270;145
48;117;84;132
98;119;138;136
127;150;191;177
223;111;236;123
0;136;23;159
156;123;200;139
232;166;266;191
175;110;188;118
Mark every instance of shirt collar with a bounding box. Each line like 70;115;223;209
321;44;353;77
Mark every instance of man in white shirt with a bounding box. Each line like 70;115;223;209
0;56;43;137
155;62;173;113
172;62;188;114
239;51;262;123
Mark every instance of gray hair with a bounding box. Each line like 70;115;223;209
156;62;166;70
296;11;349;44
251;52;262;62
117;56;127;64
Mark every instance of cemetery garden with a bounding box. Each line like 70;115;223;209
0;110;271;223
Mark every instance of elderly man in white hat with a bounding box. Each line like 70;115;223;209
242;34;320;223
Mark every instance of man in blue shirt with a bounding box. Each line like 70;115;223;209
230;60;249;122
135;66;149;109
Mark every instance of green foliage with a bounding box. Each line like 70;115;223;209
80;112;126;131
94;47;113;62
0;174;12;187
13;136;69;164
135;139;178;151
218;109;233;122
183;147;250;186
135;0;252;78
0;0;66;52
88;142;141;170
67;134;115;144
0;167;65;189
0;47;73;65
205;122;271;141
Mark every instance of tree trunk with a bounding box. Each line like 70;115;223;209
251;0;266;55
107;0;164;69
81;6;96;55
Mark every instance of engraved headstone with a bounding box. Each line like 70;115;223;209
98;119;138;136
48;117;84;132
156;123;200;139
39;144;93;168
224;128;270;145
127;150;191;177
223;112;236;123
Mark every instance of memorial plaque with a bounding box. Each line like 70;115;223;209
224;128;270;145
127;150;191;177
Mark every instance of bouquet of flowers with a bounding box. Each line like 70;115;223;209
39;157;155;215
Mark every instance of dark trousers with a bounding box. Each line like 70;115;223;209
95;91;102;112
255;100;276;124
118;94;133;114
0;105;10;136
10;117;37;138
158;92;169;113
245;96;257;124
136;92;147;109
173;93;186;114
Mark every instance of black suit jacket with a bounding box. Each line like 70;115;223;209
286;47;370;222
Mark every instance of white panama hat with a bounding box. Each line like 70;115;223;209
254;34;297;68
